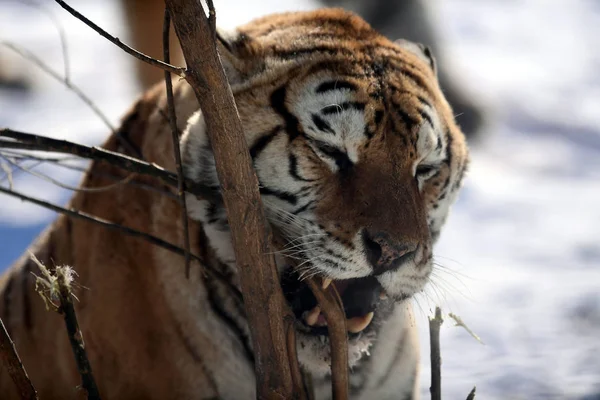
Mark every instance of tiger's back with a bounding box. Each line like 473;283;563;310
0;9;468;399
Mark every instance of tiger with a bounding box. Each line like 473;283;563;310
0;8;469;400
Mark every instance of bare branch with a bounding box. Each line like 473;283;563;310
466;386;476;400
53;0;186;78
163;9;191;279
0;319;38;400
429;307;443;400
1;42;141;158
1;42;114;134
30;256;101;400
306;278;349;400
448;313;484;345
0;186;242;303
0;129;220;203
0;150;177;199
17;0;71;80
205;0;216;37
0;154;135;193
0;160;13;189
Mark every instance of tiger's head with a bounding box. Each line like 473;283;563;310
181;9;469;373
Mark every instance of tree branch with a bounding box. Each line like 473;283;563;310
0;319;38;400
429;307;443;400
163;9;191;279
466;386;476;400
0;129;220;204
164;0;306;398
53;0;185;78
30;256;101;400
0;186;242;304
306;279;349;400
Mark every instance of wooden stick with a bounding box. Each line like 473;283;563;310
306;279;349;400
55;267;101;399
164;0;305;398
0;319;38;400
466;386;476;400
429;307;443;400
162;9;192;279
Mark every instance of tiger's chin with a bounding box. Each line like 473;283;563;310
280;268;404;375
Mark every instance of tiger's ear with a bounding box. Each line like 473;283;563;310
216;29;264;85
394;39;437;75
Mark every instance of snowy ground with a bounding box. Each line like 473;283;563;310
1;0;599;399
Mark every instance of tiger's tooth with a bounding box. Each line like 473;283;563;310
321;277;333;290
304;306;321;326
346;312;375;333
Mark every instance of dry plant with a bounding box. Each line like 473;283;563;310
29;254;100;400
0;1;479;399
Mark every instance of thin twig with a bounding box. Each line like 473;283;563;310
1;155;135;193
205;0;216;37
0;160;13;189
466;386;476;400
1;42;113;134
0;129;220;203
0;186;242;303
163;8;191;279
0;319;38;400
429;307;443;400
16;0;70;80
30;256;101;399
0;42;140;158
0;149;177;199
448;313;484;345
53;0;185;78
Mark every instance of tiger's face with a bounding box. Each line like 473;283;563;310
181;9;469;373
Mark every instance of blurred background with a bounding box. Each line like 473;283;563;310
1;0;599;399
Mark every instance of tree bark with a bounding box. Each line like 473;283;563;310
163;1;305;399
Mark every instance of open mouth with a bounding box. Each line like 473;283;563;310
281;269;388;336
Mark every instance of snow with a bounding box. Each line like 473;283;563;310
1;0;599;399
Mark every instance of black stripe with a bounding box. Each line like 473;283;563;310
436;135;443;151
259;186;298;205
249;126;281;159
204;269;255;365
445;128;454;167
292;200;315;215
311;114;335;135
271;86;302;140
288;154;314;183
316;80;358;94
206;201;221;225
321;102;365;115
417;95;432;109
374;110;384;126
394;107;419;132
419;110;434;128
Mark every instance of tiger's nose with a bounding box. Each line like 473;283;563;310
362;230;418;275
